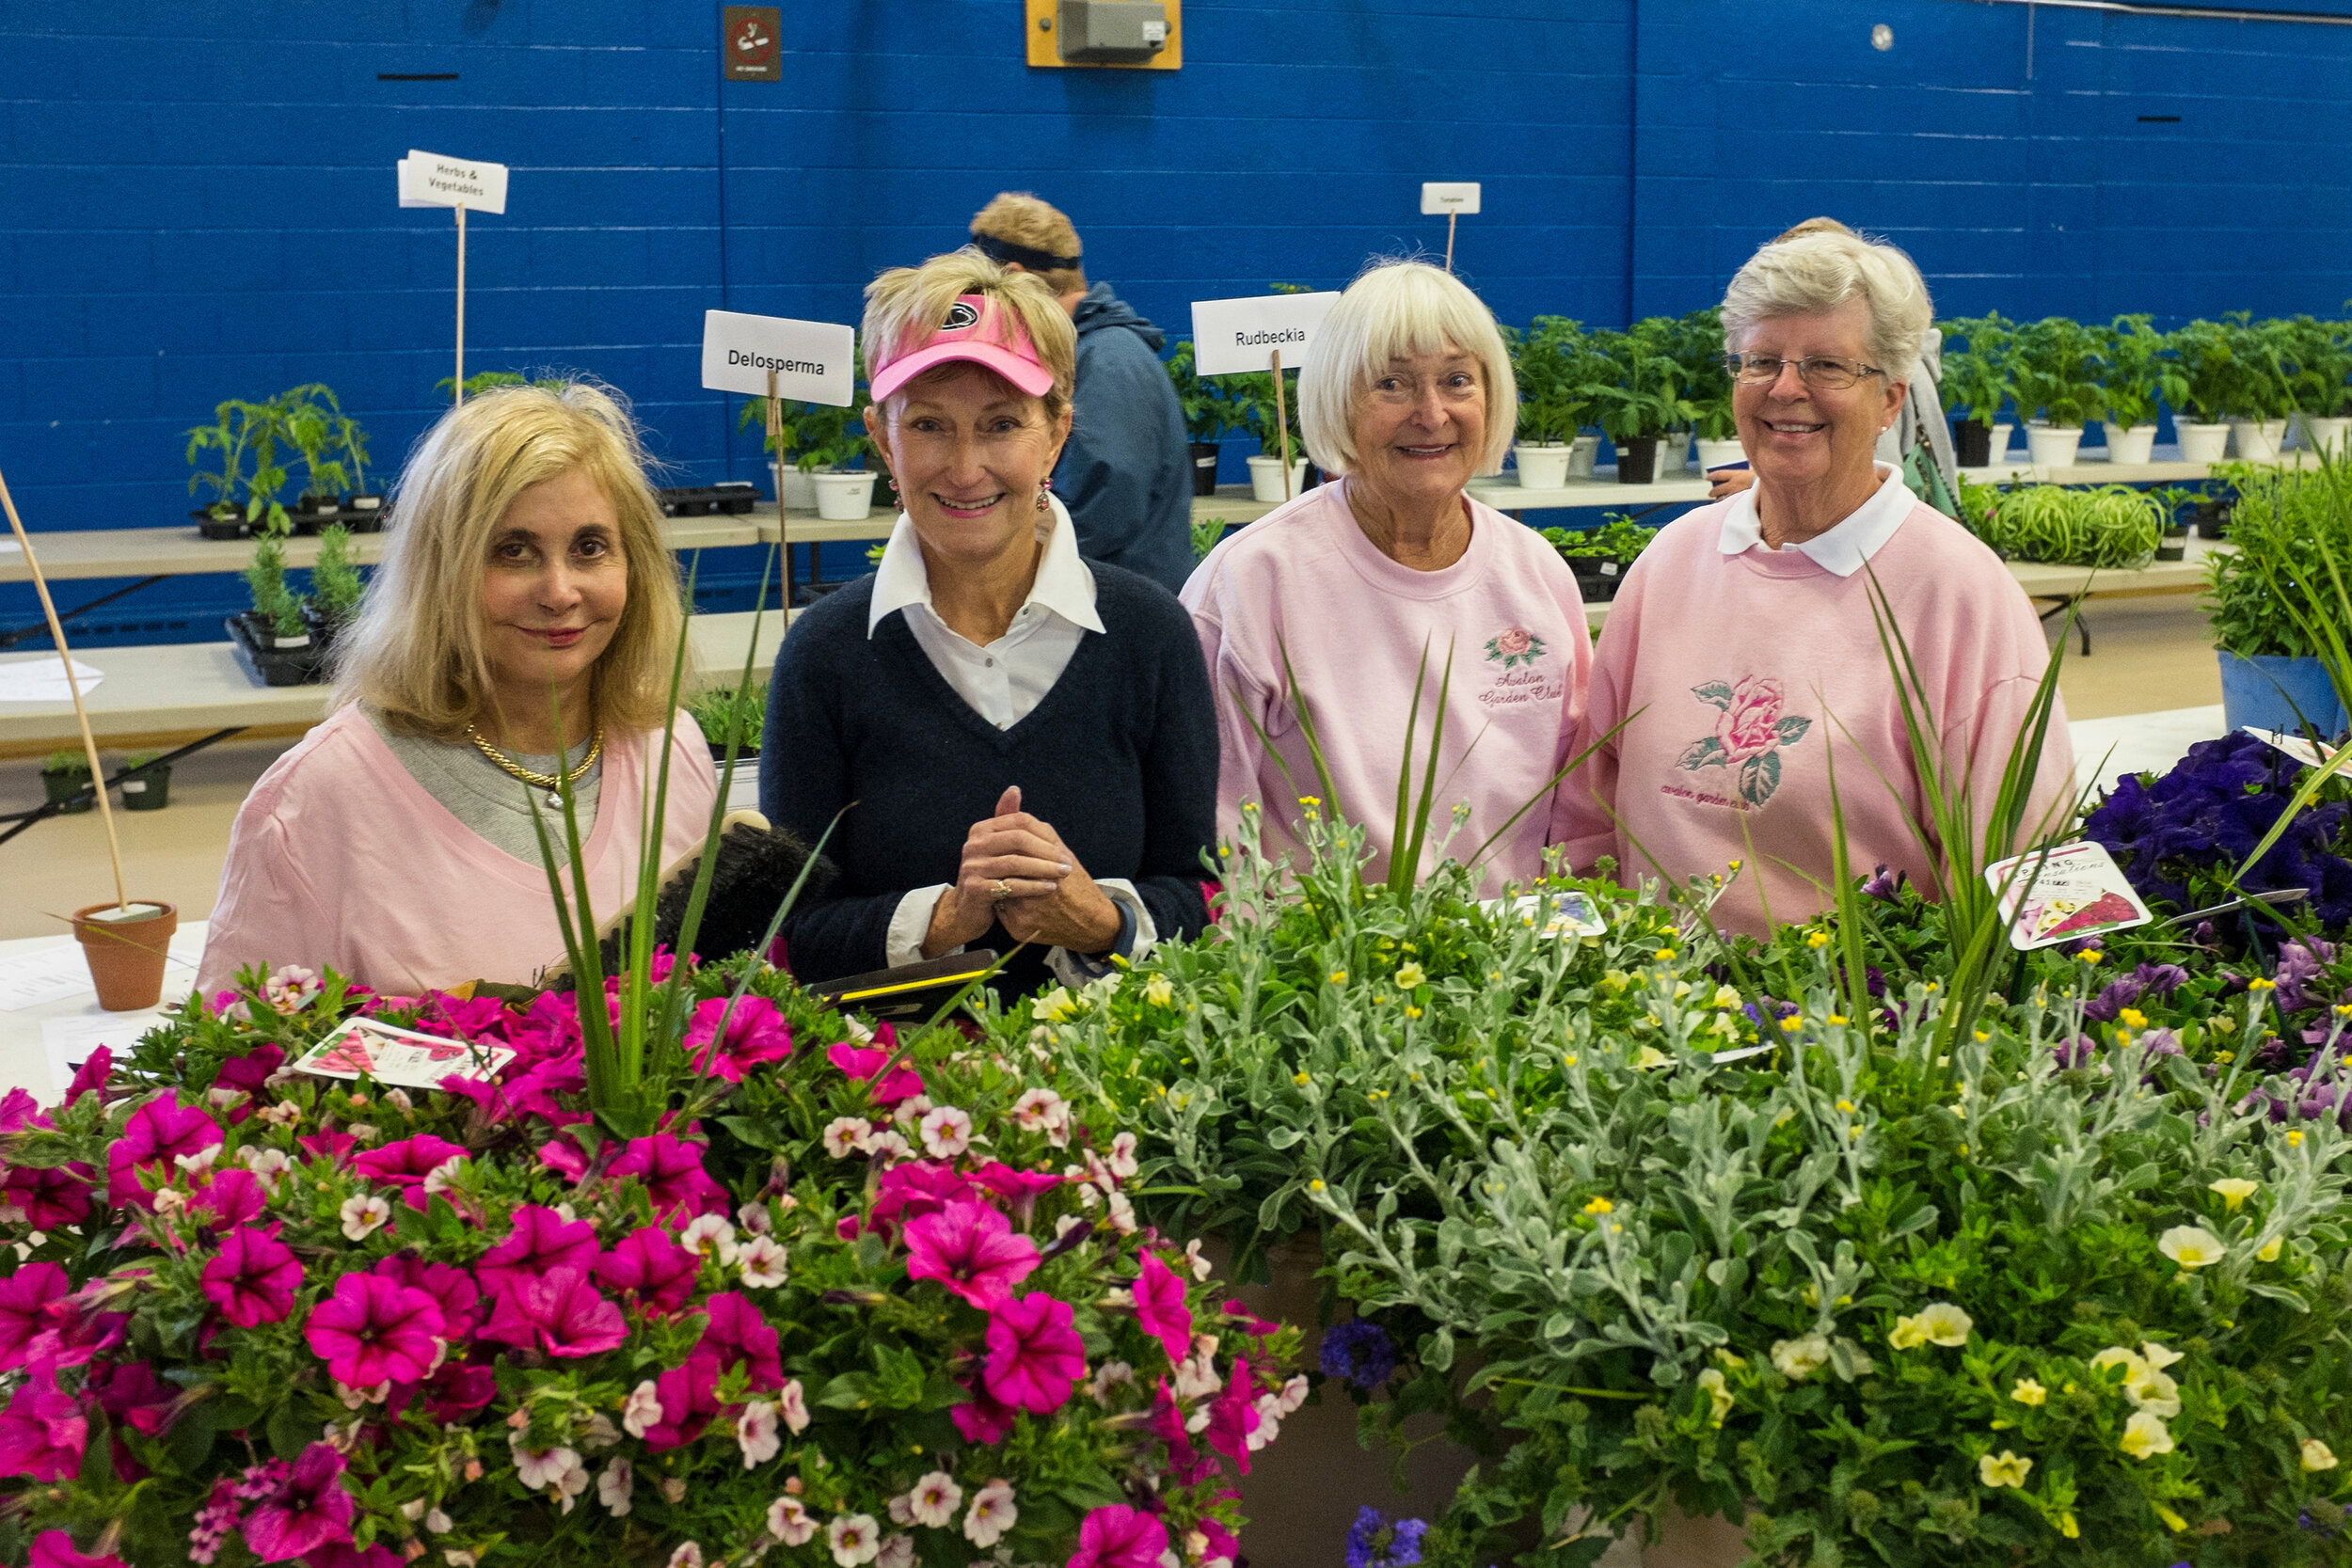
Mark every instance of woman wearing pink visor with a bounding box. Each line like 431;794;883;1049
759;249;1217;999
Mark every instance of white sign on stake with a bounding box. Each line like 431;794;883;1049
397;150;509;214
1421;182;1482;214
699;311;858;406
1188;292;1343;377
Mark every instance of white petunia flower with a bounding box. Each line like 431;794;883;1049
1771;1335;1830;1382
736;1233;790;1289
598;1458;634;1517
767;1495;818;1545
681;1213;738;1261
738;1400;782;1467
828;1513;882;1567
511;1439;580;1492
908;1470;962;1528
919;1105;975;1159
962;1481;1018;1547
822;1117;872;1159
340;1194;391;1241
778;1377;811;1434
621;1380;665;1438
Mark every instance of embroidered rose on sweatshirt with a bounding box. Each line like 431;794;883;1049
1677;676;1812;806
1485;627;1547;669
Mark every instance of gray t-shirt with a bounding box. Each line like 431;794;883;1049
365;709;603;863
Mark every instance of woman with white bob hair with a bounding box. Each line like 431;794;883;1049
199;382;720;994
1183;259;1593;891
1555;230;2074;935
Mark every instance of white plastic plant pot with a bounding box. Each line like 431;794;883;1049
1695;437;1746;475
779;468;818;513
2298;414;2352;456
2025;423;2084;467
1511;443;1574;490
811;470;879;521
2104;425;2158;465
1246;455;1308;504
2176;421;2232;464
2230;420;2286;463
1990;422;2015;462
1566;434;1601;479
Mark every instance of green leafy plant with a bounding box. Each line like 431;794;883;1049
1589;322;1698;444
686;682;767;753
2097;315;2188;433
184;397;291;529
1963;483;2163;568
2205;455;2352;661
40;749;89;777
309;522;364;624
433;369;569;404
1541;515;1658;570
280;384;353;504
2169;320;2243;422
2280;316;2352;418
2009;316;2107;428
2223;313;2302;420
1506;316;1600;445
1671;308;1737;440
1938;313;2017;425
739;388;873;474
243;522;305;639
1166;339;1244;444
1191;515;1230;562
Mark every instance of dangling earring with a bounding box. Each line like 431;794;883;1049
1036;477;1053;515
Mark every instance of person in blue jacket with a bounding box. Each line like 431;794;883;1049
969;193;1195;594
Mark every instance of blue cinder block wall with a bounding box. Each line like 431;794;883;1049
3;0;2351;641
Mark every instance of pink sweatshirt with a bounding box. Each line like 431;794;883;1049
1552;489;2075;936
198;705;719;996
1182;478;1593;893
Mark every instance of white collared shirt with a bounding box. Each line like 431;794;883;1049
868;497;1153;979
1717;462;1914;578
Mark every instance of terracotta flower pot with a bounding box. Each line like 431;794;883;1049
72;901;178;1011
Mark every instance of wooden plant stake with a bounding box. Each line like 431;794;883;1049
453;203;469;404
766;367;790;579
1445;211;1458;273
0;464;127;911
1271;348;1294;501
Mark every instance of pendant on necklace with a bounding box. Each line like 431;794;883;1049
547;789;564;809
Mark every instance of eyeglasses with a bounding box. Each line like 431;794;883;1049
1722;353;1887;391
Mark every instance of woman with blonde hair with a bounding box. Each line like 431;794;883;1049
1181;258;1593;892
198;382;718;994
761;249;1216;999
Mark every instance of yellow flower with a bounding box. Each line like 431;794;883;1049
1293;1071;1312;1087
2258;1234;2284;1262
1805;930;1830;949
1654;947;1678;962
2010;1378;2047;1407
1978;1450;2032;1489
2303;1439;2340;1472
1918;1302;1973;1346
1036;987;1077;1023
2058;1513;2079;1540
2119;1006;2149;1029
1695;1367;1733;1427
2120;1411;2175;1460
1889;1315;1929;1351
1836;1100;1855;1114
1328;970;1347;985
1309;1179;1326;1192
1771;1335;1830;1381
1711;985;1741;1010
2153;1503;2188;1532
1583;1196;1614;1216
1632;1045;1671;1069
2209;1178;2258;1212
1826;1014;1849;1026
1779;1016;1804;1033
1394;962;1427;990
2288;1130;2305;1148
2157;1225;2226;1270
1144;974;1175;1008
2079;949;2105;965
2248;976;2277;991
1405;1006;1422;1020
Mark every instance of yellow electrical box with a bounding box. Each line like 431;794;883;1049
1026;0;1182;71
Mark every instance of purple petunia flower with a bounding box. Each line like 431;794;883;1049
1344;1508;1430;1568
1319;1318;1397;1390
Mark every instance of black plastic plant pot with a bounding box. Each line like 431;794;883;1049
2197;500;2233;540
226;614;324;688
1952;419;1992;468
1615;437;1659;484
706;741;762;767
2156;528;2190;562
1570;561;1623;602
300;604;346;662
119;764;171;812
192;509;249;541
1189;442;1221;497
342;495;387;532
656;483;760;517
40;768;94;815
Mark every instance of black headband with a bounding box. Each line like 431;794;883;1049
971;230;1082;273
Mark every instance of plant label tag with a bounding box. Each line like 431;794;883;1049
397;150;509;214
292;1016;516;1088
1421;182;1482;214
701;310;857;404
1483;890;1606;940
1985;840;2153;950
1189;292;1342;376
2242;725;2345;772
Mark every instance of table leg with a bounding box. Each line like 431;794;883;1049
2035;594;2091;657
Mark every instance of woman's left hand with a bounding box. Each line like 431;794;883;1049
988;789;1123;955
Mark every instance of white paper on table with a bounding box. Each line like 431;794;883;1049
0;656;105;704
41;1009;170;1100
0;933;202;1012
0;539;21;557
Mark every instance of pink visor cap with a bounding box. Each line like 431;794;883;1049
867;293;1057;403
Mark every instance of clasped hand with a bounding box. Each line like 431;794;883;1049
921;785;1122;958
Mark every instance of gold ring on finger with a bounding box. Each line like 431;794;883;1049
992;879;1012;902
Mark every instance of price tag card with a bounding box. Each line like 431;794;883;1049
293;1016;515;1088
397;150;510;214
1188;292;1342;376
1421;181;1482;214
2242;726;2346;772
1984;840;2153;951
1483;890;1607;941
700;310;857;405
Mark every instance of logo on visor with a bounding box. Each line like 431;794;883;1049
940;301;981;332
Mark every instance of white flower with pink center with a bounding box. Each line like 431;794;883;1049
621;1380;665;1438
738;1400;782;1467
828;1513;881;1567
908;1470;962;1528
962;1481;1018;1547
919;1105;975;1160
767;1495;818;1545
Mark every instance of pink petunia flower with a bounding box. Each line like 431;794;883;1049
606;1134;728;1220
200;1225;302;1327
28;1531;128;1568
241;1442;356;1562
1132;1253;1192;1364
1067;1505;1168;1568
905;1201;1041;1310
190;1168;268;1232
0;1087;47;1132
950;1377;1019;1445
644;1352;723;1451
372;1254;481;1340
480;1266;628;1358
106;1096;223;1207
89;1357;179;1437
0;1262;69;1370
684;995;794;1083
210;1043;284;1122
537;1137;590;1182
62;1048;114;1108
416;1360;499;1423
1200;1356;1262;1474
1;1161;93;1231
983;1292;1087;1415
596;1227;701;1315
352;1135;469;1211
868;1161;979;1238
699;1291;784;1390
0;1367;86;1481
299;1544;403;1568
1149;1380;1217;1486
303;1274;444;1388
969;1162;1063;1222
474;1205;599;1297
827;1041;926;1108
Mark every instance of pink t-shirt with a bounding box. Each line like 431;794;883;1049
1182;478;1593;893
197;705;719;996
1552;488;2075;937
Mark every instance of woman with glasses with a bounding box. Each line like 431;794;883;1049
1554;230;2074;935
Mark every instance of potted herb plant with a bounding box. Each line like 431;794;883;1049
1589;324;1696;484
38;748;94;815
118;749;171;812
2223;312;2299;462
688;683;766;764
2169;319;2242;463
2152;484;2198;562
1962;481;2163;568
1167;339;1238;497
2279;314;2352;456
2094;314;2183;465
183;396;291;540
332;397;381;525
1231;364;1309;504
230;522;320;687
301;522;364;658
1939;312;2015;467
1674;308;1743;475
1541;514;1659;601
1506;316;1595;489
2203;458;2352;736
281;383;351;530
2009;314;2106;467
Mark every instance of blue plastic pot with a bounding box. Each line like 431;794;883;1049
2217;650;2349;737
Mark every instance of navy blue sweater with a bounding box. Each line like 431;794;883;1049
758;563;1216;998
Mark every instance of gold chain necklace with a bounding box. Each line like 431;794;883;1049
465;723;604;807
